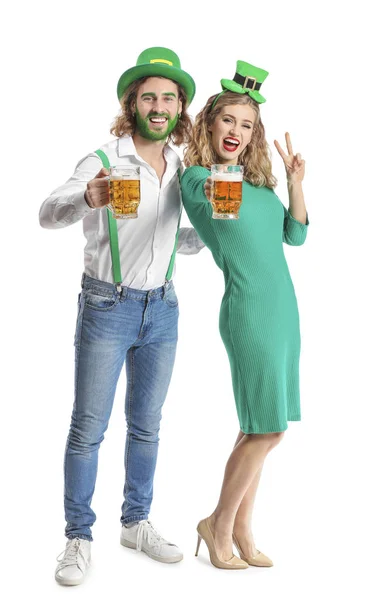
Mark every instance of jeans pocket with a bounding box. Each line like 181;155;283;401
84;288;119;311
163;285;179;308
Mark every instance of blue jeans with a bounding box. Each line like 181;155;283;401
64;274;179;541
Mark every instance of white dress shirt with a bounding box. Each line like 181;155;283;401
39;136;204;289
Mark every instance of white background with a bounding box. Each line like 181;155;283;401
2;1;364;598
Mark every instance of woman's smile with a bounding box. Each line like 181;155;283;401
222;136;240;152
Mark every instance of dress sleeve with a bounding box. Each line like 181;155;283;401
282;204;309;246
180;166;212;217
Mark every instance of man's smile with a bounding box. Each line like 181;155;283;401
149;117;168;125
147;114;169;128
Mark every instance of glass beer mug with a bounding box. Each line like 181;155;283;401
210;164;243;219
108;166;141;219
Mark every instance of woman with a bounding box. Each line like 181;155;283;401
181;60;308;570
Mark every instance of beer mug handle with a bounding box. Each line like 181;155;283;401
207;176;213;202
105;175;112;211
210;177;214;202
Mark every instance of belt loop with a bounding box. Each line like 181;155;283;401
81;273;86;288
116;283;122;294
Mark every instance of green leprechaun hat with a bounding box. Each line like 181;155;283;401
117;47;196;105
220;60;269;103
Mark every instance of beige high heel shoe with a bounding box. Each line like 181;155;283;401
232;533;273;567
195;518;249;570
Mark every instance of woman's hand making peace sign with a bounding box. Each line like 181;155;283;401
274;133;305;185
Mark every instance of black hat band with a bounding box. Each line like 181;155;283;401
233;73;262;91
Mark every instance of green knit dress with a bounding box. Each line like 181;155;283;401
181;166;309;433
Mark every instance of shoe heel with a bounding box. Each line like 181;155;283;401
195;534;202;557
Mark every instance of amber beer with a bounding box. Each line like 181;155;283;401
108;166;141;219
210;165;243;220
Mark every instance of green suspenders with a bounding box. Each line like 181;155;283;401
165;167;182;281
95;149;122;287
95;148;181;290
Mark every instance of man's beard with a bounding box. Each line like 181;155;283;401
135;109;179;141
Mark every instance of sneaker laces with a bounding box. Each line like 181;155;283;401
135;520;175;553
56;538;88;573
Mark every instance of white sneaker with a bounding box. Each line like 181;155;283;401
55;538;91;586
120;520;183;563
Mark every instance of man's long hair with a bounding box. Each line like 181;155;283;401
184;91;277;188
110;77;193;146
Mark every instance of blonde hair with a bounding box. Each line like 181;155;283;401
184;91;277;188
110;77;193;146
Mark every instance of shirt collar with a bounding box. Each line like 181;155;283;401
117;135;181;168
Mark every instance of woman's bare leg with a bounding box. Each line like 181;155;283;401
233;466;263;557
231;431;263;557
208;432;284;561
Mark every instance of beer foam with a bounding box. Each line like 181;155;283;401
110;175;140;180
212;173;243;182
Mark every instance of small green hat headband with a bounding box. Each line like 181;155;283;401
117;46;196;106
210;59;269;111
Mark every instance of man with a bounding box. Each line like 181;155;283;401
39;47;203;585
